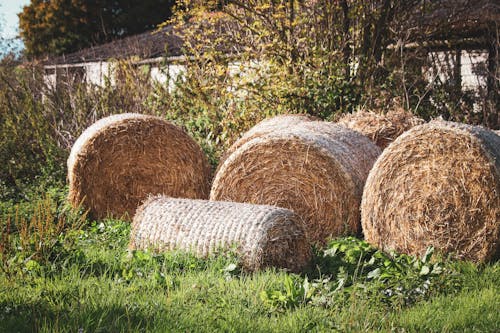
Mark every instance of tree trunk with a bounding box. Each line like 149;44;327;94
486;24;499;128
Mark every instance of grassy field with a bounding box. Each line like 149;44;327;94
0;192;498;333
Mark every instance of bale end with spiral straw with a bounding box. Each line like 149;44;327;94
361;121;500;262
68;113;211;220
212;119;381;245
218;113;319;170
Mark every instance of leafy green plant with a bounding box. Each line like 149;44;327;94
261;237;457;312
260;274;307;312
314;238;456;307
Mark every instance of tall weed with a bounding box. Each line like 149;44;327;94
0;191;87;278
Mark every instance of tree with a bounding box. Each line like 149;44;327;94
169;1;424;118
167;0;497;127
18;0;176;58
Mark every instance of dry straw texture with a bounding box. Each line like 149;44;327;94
130;196;311;272
337;109;424;149
361;121;500;262
218;113;319;170
211;119;381;244
68;113;211;220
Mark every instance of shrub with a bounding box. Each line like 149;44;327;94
0;60;66;200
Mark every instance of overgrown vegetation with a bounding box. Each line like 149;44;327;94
167;0;498;127
1;1;499;331
0;192;498;332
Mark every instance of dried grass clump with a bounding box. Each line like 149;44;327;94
211;121;381;244
130;196;311;272
68;113;211;220
337;109;424;149
361;121;500;262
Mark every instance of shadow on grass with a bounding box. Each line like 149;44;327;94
0;299;161;333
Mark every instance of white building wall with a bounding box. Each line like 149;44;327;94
150;66;168;85
43;73;57;89
461;50;488;90
148;64;185;91
426;50;488;91
167;64;185;91
226;60;270;99
44;59;263;94
425;49;489;112
85;62;116;86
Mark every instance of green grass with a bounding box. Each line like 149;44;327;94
393;288;499;333
1;195;499;332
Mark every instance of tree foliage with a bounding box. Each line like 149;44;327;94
166;0;497;127
18;0;176;58
168;0;424;119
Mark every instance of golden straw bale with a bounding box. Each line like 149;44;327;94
130;196;311;272
337;109;424;149
68;113;211;220
227;113;319;152
211;120;381;244
361;121;500;262
218;113;319;170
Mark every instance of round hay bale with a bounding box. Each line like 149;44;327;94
68;113;211;220
218;113;319;170
130;196;311;272
211;121;381;244
361;121;500;262
337;109;424;149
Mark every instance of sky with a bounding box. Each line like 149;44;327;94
0;0;30;54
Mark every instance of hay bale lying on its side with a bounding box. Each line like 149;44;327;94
337;109;424;149
130;196;311;272
211;121;381;244
218;114;319;169
361;121;500;262
68;113;211;220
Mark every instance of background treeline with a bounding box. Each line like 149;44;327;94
18;0;176;57
169;0;497;124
